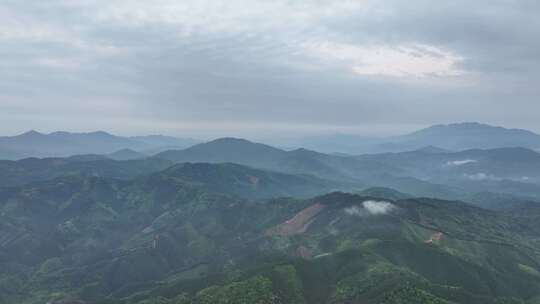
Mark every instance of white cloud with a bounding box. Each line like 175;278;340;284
0;13;69;43
303;42;465;78
446;159;477;166
363;200;396;215
0;0;539;136
464;173;534;183
345;200;396;216
464;172;500;181
35;58;82;69
93;0;370;35
344;205;363;216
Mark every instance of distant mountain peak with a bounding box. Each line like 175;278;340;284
384;122;540;152
419;122;538;135
20;130;45;137
49;131;70;136
82;130;119;138
416;122;496;133
289;147;326;157
89;130;113;136
0;130;199;160
433;122;494;128
191;137;283;152
209;137;255;144
290;147;314;153
114;148;138;153
446;122;492;127
107;148;146;160
48;130;117;138
414;146;450;153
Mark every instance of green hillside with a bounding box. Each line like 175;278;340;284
2;167;540;304
2;148;540;304
0;157;173;187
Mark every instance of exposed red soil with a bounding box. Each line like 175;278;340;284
268;203;325;236
296;246;313;259
248;175;259;187
425;232;443;245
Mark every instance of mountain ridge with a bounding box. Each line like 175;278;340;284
3;122;540;159
289;122;540;154
2;177;540;304
0;130;199;160
383;122;540;152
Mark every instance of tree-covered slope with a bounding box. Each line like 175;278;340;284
153;162;347;200
0;157;173;187
155;138;403;183
154;137;540;204
2;172;540;304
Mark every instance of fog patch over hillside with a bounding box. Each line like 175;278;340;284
446;159;477;166
464;173;501;181
345;200;396;216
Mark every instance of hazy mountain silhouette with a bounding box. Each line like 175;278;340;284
2;123;540;159
0;131;199;159
294;122;540;154
381;122;540;152
106;148;146;160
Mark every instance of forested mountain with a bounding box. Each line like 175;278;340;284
0;157;173;187
3;126;540;304
156;138;403;182
356;147;540;199
156;138;540;201
2;172;540;303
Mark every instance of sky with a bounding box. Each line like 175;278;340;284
1;0;539;140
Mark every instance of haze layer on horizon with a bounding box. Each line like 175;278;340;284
1;0;539;138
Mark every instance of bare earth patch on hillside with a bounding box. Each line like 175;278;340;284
267;203;325;236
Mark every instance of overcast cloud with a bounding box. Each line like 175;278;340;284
1;0;539;139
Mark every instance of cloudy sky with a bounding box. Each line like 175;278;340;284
1;0;539;139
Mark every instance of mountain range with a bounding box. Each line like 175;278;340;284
2;161;540;303
3;122;540;160
3;127;540;203
294;122;540;154
156;137;540;202
3;122;540;303
0;131;199;160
